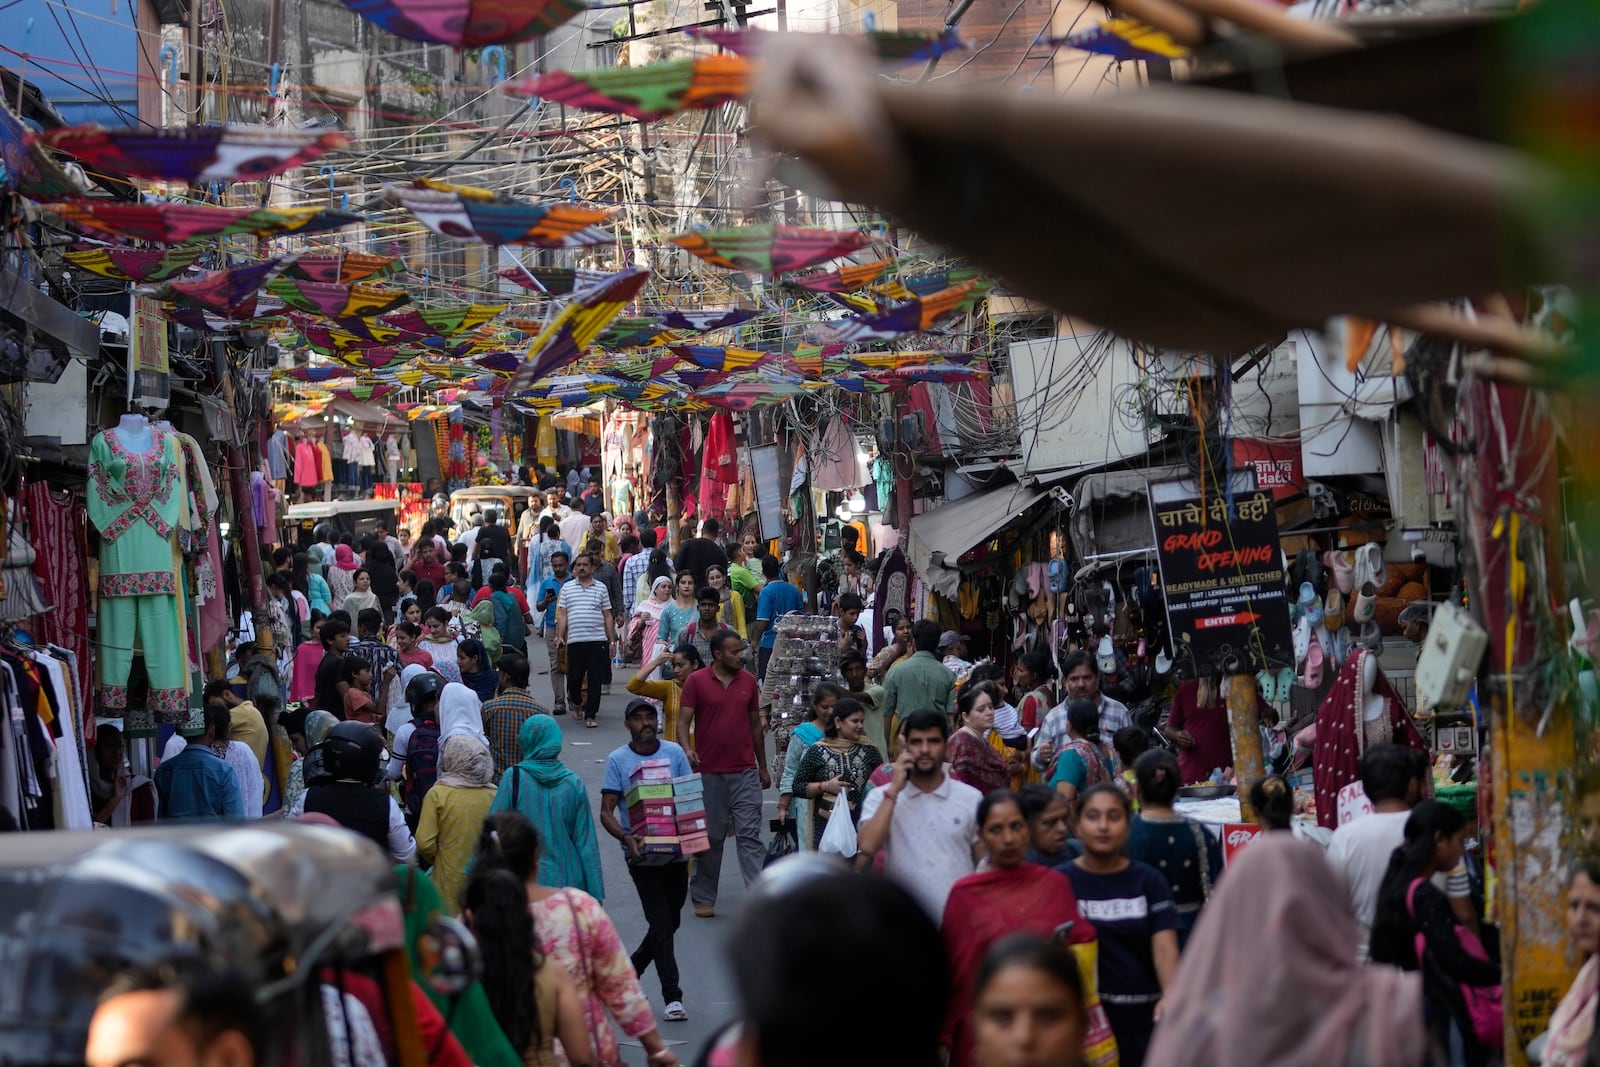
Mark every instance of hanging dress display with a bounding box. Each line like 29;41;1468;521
698;411;739;521
87;425;191;726
1310;649;1429;830
24;482;93;739
294;436;320;489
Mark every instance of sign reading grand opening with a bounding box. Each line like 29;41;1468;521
1151;487;1292;675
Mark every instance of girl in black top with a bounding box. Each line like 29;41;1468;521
1370;800;1498;1067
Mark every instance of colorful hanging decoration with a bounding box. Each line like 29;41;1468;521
507;55;751;121
61;245;204;282
145;259;285;314
0;96;89;199
670;223;871;274
165;306;287;332
871;359;989;384
49;201;362;243
331;383;400;402
338;0;582;46
383;303;504;337
787;257;895;293
266;278;411;319
33;125;350;183
649;308;761;332
508;267;651;390
285;251;405;283
386;180;615;247
668;345;774;372
688;26;965;65
278;365;355;383
809;281;978;343
1048;18;1188;61
498;264;577;293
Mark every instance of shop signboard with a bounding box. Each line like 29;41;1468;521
1150;485;1293;675
128;296;169;412
1231;438;1305;501
1221;822;1262;866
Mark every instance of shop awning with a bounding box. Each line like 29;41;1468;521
907;482;1053;598
1070;464;1191;560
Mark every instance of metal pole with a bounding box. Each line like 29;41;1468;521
1467;378;1575;1062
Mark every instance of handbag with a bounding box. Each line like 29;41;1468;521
561;889;626;1067
1406;879;1503;1050
818;786;858;858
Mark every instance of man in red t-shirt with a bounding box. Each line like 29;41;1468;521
677;628;770;917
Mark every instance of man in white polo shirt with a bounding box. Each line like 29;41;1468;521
858;707;982;919
554;551;616;727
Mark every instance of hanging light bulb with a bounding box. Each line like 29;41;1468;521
848;491;867;515
835;502;854;522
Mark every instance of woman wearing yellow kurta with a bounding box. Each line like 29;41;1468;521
705;564;746;638
625;644;703;749
417;734;499;913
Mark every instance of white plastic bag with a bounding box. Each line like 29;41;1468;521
818;786;858;858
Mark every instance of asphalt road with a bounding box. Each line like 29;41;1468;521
529;644;760;1065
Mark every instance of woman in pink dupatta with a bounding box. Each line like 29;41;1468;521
1146;833;1425;1067
1312;648;1428;829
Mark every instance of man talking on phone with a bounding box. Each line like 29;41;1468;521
857;707;983;919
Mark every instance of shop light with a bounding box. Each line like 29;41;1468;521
847;491;867;515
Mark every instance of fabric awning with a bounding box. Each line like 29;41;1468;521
907;482;1052;598
1070;464;1191;560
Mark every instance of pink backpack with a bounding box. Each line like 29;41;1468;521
1406;879;1503;1050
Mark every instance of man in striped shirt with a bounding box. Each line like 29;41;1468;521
555;551;617;727
620;527;660;622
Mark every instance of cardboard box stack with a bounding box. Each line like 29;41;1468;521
624;759;710;856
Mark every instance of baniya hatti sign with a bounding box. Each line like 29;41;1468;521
1150;486;1293;675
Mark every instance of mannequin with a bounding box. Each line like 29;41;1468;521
88;415;190;728
114;412;153;454
1311;648;1424;828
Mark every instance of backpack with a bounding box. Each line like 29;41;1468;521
491;590;527;652
402;715;441;816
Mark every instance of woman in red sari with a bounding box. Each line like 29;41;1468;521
942;790;1097;1067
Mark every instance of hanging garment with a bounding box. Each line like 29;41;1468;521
698;412;739;520
294;439;320;488
268;429;291;482
809;417;866;493
870;548;909;656
317;441;333;483
87;428;190;720
1310;650;1428;830
24;483;91;737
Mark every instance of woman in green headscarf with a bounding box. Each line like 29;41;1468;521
488;715;604;901
395;864;524;1067
281;709;337;817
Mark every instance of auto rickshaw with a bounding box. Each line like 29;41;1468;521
448;486;543;541
280;499;401;551
0;824;477;1067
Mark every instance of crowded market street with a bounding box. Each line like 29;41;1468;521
0;0;1596;1065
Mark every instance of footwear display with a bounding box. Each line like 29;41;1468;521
1323;588;1345;632
1352;582;1378;623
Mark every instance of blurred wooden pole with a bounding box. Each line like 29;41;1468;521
1226;675;1265;819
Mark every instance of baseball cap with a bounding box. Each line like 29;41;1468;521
938;630;962;651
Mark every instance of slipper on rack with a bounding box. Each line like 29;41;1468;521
1358;619;1384;653
1352;582;1378;624
1323;588;1346;632
1326;550;1355;594
1276;666;1296;702
1302;640;1325;689
1256;669;1278;703
1293;616;1312;666
1297;582;1323;627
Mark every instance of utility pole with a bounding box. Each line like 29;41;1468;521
1466;377;1575;1063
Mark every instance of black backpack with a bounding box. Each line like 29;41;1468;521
402;715;441;815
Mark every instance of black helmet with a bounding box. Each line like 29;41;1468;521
312;521;335;543
406;671;445;709
316;721;384;785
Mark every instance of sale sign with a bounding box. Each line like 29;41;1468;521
1221;822;1263;866
1151;488;1294;675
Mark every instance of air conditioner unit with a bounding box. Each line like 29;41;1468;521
1415;602;1488;711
